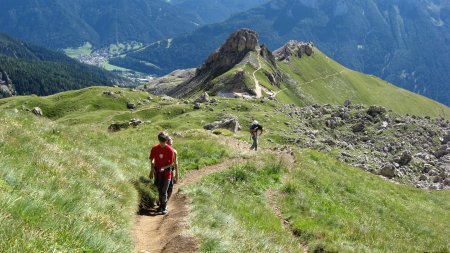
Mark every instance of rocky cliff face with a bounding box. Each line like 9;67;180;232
273;40;314;61
0;70;16;98
169;29;261;97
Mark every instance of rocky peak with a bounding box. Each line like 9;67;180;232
169;29;262;97
201;28;259;77
273;40;315;61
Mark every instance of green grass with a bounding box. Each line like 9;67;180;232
280;149;450;252
63;42;93;58
1;86;449;252
0;105;231;252
101;60;132;72
277;50;450;118
186;155;302;252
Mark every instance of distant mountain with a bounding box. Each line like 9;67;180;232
120;0;450;106
158;29;450;118
0;0;202;49
170;0;268;23
0;33;123;97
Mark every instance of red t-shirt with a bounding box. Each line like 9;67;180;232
149;144;175;180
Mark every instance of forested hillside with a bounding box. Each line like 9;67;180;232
0;0;201;49
0;33;123;97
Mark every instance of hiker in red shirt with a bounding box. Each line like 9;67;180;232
149;132;175;215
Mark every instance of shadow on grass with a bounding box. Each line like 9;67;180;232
133;176;159;216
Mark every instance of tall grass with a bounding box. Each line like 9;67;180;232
186;156;302;252
0;110;230;252
281;149;450;252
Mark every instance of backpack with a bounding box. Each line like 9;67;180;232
250;124;263;134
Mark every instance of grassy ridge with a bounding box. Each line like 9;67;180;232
186;156;302;252
1;86;449;252
281;150;450;252
277;50;450;118
0;108;230;252
186;149;450;253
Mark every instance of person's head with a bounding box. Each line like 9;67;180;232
167;136;173;146
252;120;259;125
157;132;168;144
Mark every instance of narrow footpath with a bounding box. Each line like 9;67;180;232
133;137;306;253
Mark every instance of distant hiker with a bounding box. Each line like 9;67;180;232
149;132;175;215
166;136;179;201
250;120;263;151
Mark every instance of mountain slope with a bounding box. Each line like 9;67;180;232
166;29;450;118
0;33;123;97
0;0;201;49
0;86;449;252
123;0;450;106
170;0;268;23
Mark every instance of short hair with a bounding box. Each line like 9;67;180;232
158;132;168;142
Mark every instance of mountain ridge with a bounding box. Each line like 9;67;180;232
150;29;450;119
122;0;450;106
0;0;202;49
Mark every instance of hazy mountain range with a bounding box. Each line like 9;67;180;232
0;0;449;105
116;0;450;105
0;0;202;49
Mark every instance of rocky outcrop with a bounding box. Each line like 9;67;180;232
195;92;210;103
0;70;16;98
273;41;315;61
169;29;260;98
31;107;43;117
204;116;241;133
278;103;450;190
127;102;136;110
108;118;143;132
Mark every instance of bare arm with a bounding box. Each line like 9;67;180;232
174;153;179;182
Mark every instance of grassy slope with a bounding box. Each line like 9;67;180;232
281;150;450;252
1;87;449;252
186;148;450;253
277;50;450;118
0;88;237;252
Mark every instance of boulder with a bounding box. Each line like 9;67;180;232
434;145;450;158
442;132;450;144
396;151;412;166
367;106;386;117
195;92;210;103
108;118;143;132
204;116;241;133
352;123;365;133
380;164;396;178
127;102;136;109
103;90;114;96
31;107;43;117
343;100;352;107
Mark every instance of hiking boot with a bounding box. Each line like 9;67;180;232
162;206;169;215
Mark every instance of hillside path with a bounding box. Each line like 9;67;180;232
133;138;250;253
133;137;305;253
301;70;346;86
252;51;263;98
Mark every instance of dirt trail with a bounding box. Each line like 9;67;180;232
133;137;306;253
252;51;263;98
133;156;246;253
301;70;346;86
266;189;309;253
